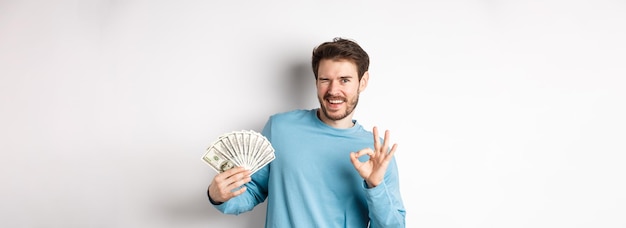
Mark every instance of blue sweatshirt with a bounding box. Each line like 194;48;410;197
213;109;406;227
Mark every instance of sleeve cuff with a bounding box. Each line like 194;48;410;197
208;191;223;205
363;179;387;197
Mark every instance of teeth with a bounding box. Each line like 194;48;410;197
329;99;343;104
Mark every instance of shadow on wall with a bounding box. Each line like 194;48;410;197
158;55;314;228
156;178;268;227
284;61;316;110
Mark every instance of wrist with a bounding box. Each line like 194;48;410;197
365;178;382;188
364;180;378;189
208;194;223;205
207;186;223;205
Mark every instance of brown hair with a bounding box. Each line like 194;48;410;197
311;37;370;80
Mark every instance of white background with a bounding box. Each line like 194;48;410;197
1;0;625;227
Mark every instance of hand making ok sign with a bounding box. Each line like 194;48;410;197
350;126;398;188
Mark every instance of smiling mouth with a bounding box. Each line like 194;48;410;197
328;99;344;104
325;97;345;110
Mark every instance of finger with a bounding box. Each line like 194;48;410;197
221;167;250;181
218;184;249;202
382;129;391;154
353;148;374;159
384;143;398;162
230;186;247;198
350;151;362;167
215;168;249;190
225;170;252;187
372;126;380;152
218;167;246;180
227;175;252;191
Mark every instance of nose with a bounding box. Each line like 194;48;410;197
327;80;340;95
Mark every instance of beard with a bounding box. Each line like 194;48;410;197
318;93;360;121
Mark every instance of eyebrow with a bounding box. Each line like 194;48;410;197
318;75;355;80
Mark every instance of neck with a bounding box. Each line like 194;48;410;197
317;109;355;129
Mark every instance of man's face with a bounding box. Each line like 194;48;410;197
316;59;367;122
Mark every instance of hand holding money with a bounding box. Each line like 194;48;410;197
204;130;275;203
208;167;251;204
350;126;398;188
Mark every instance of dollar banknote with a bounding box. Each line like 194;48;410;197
202;130;275;175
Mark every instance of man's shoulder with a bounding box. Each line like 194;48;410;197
270;108;315;120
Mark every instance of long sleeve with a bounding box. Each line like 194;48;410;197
364;157;406;227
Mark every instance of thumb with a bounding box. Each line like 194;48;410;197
350;148;373;167
350;152;362;167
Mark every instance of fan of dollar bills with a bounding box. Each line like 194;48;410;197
202;130;275;175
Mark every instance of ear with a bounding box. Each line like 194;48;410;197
358;71;369;93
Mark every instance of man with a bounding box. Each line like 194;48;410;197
207;37;406;227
